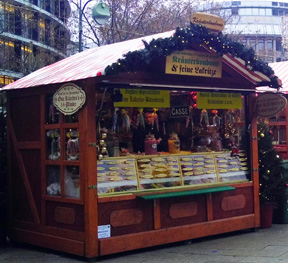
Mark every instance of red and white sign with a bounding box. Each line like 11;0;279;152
53;83;86;115
255;93;287;117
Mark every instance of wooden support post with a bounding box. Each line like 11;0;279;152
207;193;213;221
82;80;99;258
249;94;260;227
153;199;161;230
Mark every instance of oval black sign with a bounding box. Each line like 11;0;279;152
256;93;287;117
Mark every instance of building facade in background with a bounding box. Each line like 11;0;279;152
200;0;288;63
0;0;71;88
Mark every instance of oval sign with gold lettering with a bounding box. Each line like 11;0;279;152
256;93;287;117
53;83;86;115
191;12;225;32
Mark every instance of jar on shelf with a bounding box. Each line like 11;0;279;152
211;133;222;152
106;132;120;157
145;133;158;155
168;133;180;154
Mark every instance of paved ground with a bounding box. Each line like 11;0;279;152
1;224;288;262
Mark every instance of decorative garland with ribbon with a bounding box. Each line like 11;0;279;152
105;23;281;90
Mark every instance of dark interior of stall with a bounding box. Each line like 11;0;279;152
94;87;249;157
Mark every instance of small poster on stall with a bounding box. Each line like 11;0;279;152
53;83;86;115
98;225;111;238
165;50;222;78
113;88;170;108
197;92;242;109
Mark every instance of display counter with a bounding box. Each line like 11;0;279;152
97;152;249;194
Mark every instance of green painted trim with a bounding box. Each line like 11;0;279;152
137;186;235;200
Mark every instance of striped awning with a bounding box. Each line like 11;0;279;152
2;29;270;91
268;61;288;93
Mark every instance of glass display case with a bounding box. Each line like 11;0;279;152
97;152;249;195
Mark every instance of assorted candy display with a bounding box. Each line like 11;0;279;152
97;152;249;194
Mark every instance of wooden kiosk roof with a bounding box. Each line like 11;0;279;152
2;26;276;92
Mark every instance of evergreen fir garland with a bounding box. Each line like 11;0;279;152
105;23;281;90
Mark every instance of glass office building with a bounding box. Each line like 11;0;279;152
0;0;70;87
199;0;288;63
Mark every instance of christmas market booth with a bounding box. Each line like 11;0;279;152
2;14;283;259
259;61;288;159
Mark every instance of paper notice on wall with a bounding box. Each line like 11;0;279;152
98;225;111;238
113;88;170;108
197;92;242;109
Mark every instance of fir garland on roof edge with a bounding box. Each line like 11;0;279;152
105;23;281;90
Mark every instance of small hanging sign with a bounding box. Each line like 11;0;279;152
165;50;222;78
191;12;225;32
53;83;86;115
255;93;287;117
170;106;190;118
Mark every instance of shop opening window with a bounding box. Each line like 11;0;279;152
65;113;78;123
66;128;79;161
95;88;250;194
45;94;60;124
44;93;80;200
64;166;80;199
46;165;61;196
46;129;61;160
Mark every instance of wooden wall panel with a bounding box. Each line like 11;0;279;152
213;187;254;220
169;201;198;218
55;207;76;225
10;147;34;223
110;209;143;227
46;201;85;232
10;95;41;142
160;195;207;228
221;195;246;211
98;199;154;236
9;95;42;224
21;149;42;219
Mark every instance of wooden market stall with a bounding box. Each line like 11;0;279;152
261;61;288;159
2;17;282;259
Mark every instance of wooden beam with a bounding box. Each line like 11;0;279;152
8;228;85;256
99;215;256;256
17;141;41;149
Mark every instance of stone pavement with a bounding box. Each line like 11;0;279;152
1;224;288;262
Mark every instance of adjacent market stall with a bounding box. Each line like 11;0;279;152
2;15;282;259
260;61;288;159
